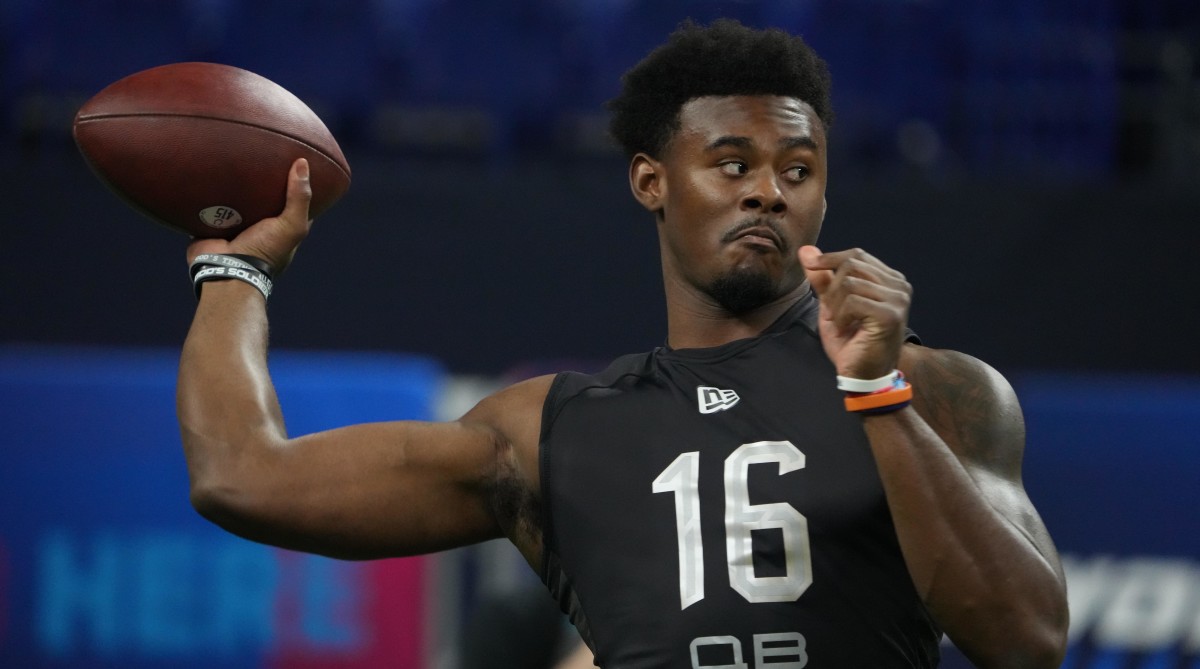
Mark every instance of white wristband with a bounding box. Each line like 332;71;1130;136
193;264;273;300
836;370;900;393
190;254;273;301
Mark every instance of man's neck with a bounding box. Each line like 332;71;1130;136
665;284;811;350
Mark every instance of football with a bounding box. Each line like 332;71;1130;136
73;62;351;239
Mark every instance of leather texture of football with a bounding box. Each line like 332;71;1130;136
74;62;351;239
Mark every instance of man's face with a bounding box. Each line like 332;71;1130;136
648;95;828;314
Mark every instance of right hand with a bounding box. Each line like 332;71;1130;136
186;158;314;275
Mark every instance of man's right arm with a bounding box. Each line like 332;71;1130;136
176;159;550;562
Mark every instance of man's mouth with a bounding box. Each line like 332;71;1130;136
724;221;785;251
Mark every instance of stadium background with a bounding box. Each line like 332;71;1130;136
1;0;1198;667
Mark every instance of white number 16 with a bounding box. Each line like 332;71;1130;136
652;441;812;610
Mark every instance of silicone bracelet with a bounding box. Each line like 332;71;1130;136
844;381;913;413
192;264;273;301
190;254;273;301
836;370;900;393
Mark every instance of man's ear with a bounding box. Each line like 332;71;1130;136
629;153;665;215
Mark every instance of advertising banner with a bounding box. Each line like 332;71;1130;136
0;346;442;669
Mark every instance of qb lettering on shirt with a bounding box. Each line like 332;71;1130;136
690;632;807;669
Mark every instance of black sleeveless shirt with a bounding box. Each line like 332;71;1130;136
538;292;941;668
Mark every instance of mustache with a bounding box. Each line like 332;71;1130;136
720;218;789;249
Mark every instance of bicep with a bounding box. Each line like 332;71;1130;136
194;417;507;560
906;347;1063;575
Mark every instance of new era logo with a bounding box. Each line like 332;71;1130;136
697;386;740;414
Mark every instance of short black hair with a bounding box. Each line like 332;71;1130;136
608;18;834;159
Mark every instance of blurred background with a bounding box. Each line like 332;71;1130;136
1;0;1198;668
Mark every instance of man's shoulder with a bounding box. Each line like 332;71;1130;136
561;350;658;385
901;344;1015;400
545;350;663;409
901;344;1026;470
469;373;559;421
458;374;558;458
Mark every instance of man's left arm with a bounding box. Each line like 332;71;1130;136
871;345;1069;669
798;245;1068;668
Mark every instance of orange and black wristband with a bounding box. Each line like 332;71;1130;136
843;371;912;415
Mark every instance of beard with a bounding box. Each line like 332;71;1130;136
706;267;779;315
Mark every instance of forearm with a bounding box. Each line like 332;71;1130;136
177;281;288;499
863;408;1067;668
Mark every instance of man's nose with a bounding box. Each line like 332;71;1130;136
741;173;787;214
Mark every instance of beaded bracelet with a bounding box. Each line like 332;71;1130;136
843;370;912;414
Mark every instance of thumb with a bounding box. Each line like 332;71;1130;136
799;245;832;296
281;158;313;227
227;158;314;274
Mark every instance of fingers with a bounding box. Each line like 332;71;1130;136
799;245;833;295
801;247;906;285
798;246;912;334
825;285;910;338
798;244;823;266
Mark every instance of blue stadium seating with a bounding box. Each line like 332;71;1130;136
1;0;1194;176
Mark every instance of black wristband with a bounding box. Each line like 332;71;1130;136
225;254;275;281
189;254;274;301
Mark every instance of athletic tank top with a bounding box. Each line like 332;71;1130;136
538;292;941;668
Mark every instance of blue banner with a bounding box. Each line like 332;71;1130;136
0;345;442;669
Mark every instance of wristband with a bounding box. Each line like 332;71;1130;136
844;371;912;414
190;254;273;301
836;370;900;393
224;254;274;281
190;253;267;280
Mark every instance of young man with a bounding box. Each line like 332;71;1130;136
177;19;1068;668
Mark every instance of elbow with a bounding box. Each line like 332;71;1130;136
182;433;243;528
961;629;1067;669
189;475;248;529
1040;609;1071;669
961;600;1069;669
180;428;281;533
1021;579;1071;669
188;474;283;548
186;450;275;537
1012;619;1069;669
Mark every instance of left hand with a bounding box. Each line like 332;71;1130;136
798;245;912;380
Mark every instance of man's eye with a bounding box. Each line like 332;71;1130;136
785;166;809;182
719;161;747;176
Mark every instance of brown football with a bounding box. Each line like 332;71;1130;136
73;62;351;239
